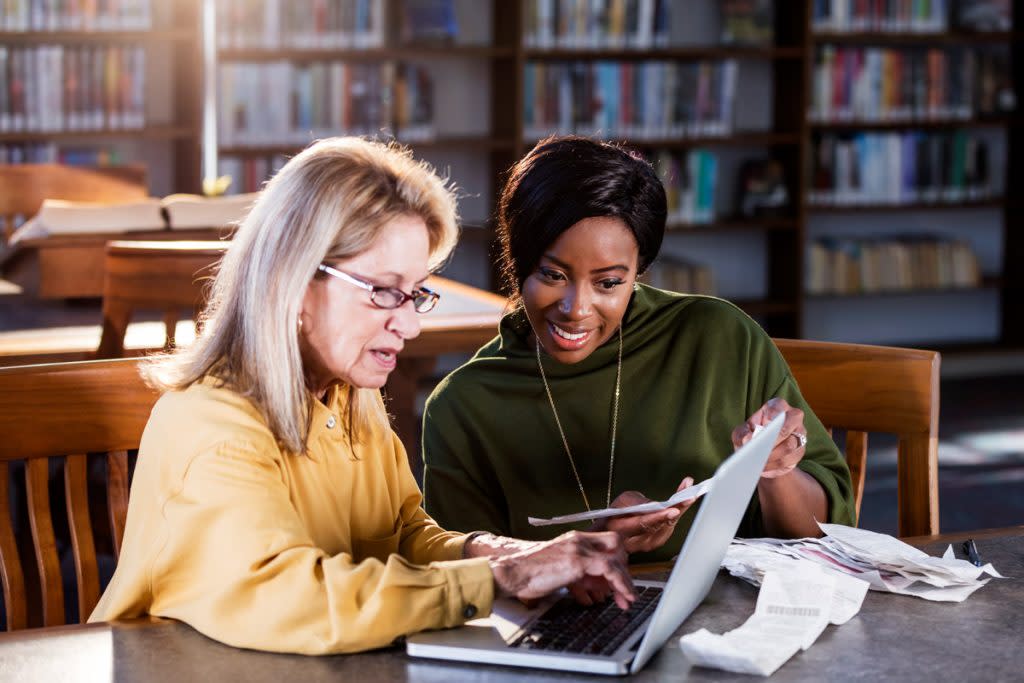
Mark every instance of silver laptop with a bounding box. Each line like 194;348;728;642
407;412;785;675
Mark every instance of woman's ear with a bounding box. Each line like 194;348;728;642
298;284;316;334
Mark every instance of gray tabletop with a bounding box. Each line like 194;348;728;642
0;532;1019;682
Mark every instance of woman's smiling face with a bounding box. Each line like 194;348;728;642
521;216;639;364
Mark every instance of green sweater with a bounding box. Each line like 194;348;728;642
422;285;856;562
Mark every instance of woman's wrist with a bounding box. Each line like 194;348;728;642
463;532;536;559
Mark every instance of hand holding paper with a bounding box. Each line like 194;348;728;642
528;477;713;527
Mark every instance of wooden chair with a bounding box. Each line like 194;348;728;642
0;358;157;630
774;339;941;537
96;240;228;358
0;164;148;245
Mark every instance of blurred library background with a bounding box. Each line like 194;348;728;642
0;0;1022;537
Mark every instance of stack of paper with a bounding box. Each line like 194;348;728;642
680;564;868;676
724;522;1004;603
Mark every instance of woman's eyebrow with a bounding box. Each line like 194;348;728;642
541;254;629;274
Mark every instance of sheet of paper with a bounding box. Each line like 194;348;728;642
527;477;712;527
680;566;842;676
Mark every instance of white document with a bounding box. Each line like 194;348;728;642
680;565;849;676
527;478;713;527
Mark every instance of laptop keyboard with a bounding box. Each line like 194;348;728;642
509;585;662;656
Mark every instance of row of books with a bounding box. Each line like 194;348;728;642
215;0;385;50
653;149;720;225
811;0;951;32
809;45;1014;123
810;131;994;206
645;257;716;296
807;235;981;294
0;45;145;133
218;61;394;146
523;60;738;141
812;0;1012;32
0;142;121;165
521;0;670;49
218;61;439;146
0;0;152;32
218;155;288;195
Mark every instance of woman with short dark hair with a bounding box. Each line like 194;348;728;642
423;136;855;581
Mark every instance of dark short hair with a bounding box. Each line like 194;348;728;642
496;135;667;296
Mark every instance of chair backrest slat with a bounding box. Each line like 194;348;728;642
0;461;27;630
25;458;64;627
845;430;868;521
0;359;158;630
774;338;940;537
64;454;101;621
107;450;131;558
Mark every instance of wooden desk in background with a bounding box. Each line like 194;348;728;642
2;228;228;299
0;527;1019;681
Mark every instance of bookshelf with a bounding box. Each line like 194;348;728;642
204;0;1018;349
0;1;204;197
802;0;1019;348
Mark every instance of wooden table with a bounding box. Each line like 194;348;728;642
0;528;1019;681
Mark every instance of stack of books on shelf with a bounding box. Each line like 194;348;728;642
0;143;122;166
522;60;737;141
810;130;993;206
811;0;950;32
0;46;146;132
654;149;719;225
645;256;715;296
807;235;981;294
0;0;152;31
394;64;435;141
809;45;1014;123
521;0;670;49
216;0;385;49
217;61;394;146
720;0;775;45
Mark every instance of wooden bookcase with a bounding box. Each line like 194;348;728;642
0;0;203;195
799;0;1022;349
10;0;1008;347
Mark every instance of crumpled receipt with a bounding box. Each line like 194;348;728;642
527;478;713;527
679;564;868;676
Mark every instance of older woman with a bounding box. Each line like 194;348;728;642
422;136;856;566
90;138;634;654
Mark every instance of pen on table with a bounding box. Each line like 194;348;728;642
962;539;983;567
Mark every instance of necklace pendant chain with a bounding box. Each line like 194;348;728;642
536;326;623;512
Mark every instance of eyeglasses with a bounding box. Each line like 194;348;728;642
317;263;440;314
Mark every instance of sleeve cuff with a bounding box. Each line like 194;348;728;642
432;557;495;627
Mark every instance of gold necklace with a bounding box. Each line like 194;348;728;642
535;326;623;511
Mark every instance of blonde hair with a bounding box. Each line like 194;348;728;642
144;137;459;453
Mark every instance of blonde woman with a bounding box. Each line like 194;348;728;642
90;138;634;654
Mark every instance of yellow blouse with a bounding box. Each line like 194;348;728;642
90;379;494;654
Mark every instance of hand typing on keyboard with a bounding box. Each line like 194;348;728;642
489;531;636;610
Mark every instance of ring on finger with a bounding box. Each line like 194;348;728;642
791;431;808;449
